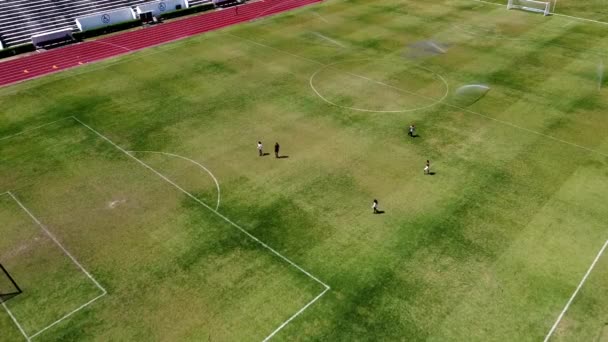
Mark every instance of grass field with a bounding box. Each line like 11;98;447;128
1;0;608;340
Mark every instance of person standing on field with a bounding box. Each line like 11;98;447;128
275;142;280;158
424;160;430;175
257;141;263;156
372;199;379;214
408;124;416;137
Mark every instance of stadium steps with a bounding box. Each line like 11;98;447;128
0;0;161;47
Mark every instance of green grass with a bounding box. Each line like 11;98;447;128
1;0;608;340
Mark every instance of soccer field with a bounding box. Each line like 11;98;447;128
1;0;608;340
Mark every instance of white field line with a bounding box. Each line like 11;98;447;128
128;151;221;211
472;0;608;25
312;11;329;23
0;117;72;142
1;191;107;341
544;239;608;342
72;117;330;340
7;192;107;295
311;32;345;48
229;33;608;159
1;302;30;342
262;286;330;342
27;293;106;340
73;117;328;288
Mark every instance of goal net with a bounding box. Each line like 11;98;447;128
507;0;551;16
0;264;22;303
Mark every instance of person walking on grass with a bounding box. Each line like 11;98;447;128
408;124;416;137
424;160;430;175
257;141;263;156
275;142;280;158
372;199;379;214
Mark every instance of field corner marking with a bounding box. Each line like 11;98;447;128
544;238;608;341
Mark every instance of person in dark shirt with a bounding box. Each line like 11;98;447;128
275;142;280;158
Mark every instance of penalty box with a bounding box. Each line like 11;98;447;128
0;117;328;341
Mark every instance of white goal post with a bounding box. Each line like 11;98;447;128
507;0;551;16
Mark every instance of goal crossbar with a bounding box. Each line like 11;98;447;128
507;0;551;16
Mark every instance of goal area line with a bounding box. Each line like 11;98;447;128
0;191;107;342
0;117;330;341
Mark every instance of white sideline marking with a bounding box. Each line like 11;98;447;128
128;151;222;211
262;286;330;342
1;302;30;342
544;239;608;342
229;33;608;158
72;117;330;340
0;192;106;341
311;32;345;48
0;117;72;142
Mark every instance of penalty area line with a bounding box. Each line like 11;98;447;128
544;239;608;341
262;286;330;342
72;116;330;340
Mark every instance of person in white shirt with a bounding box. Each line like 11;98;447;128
424;160;430;175
257;141;263;156
408;124;416;137
372;199;379;214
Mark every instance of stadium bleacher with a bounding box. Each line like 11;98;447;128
0;0;211;48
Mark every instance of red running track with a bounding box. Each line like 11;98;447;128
0;0;320;87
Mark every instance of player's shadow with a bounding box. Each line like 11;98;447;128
263;153;270;156
429;172;436;175
374;210;385;214
277;155;289;159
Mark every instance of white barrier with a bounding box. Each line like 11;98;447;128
0;40;3;50
31;28;73;47
136;0;189;17
75;7;137;31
